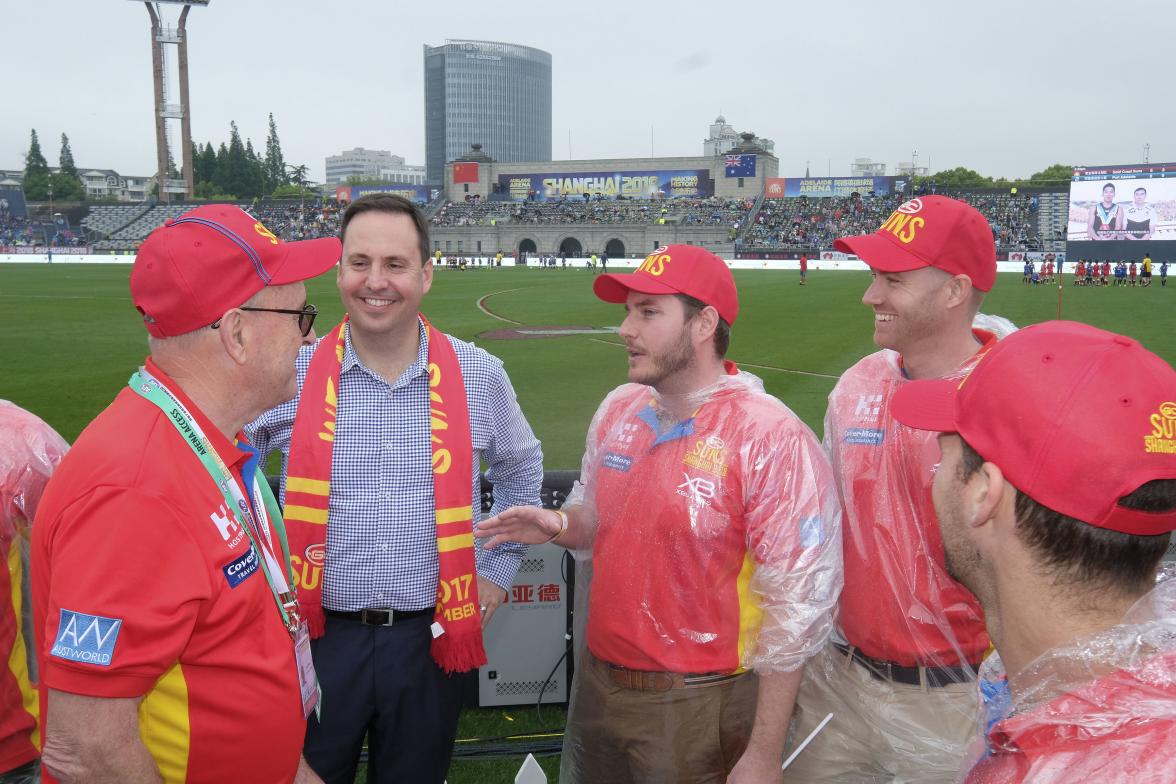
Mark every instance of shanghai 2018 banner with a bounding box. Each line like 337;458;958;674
496;170;714;201
765;176;896;198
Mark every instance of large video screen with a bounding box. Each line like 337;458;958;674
1067;162;1176;260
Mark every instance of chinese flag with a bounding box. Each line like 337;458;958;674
453;163;479;184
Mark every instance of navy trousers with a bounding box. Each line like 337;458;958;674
304;613;465;784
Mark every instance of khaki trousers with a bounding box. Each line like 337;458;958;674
782;644;977;783
560;654;759;784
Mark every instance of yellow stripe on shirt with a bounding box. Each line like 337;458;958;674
6;535;38;749
735;552;763;672
138;662;191;783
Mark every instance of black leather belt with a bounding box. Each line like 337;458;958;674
833;642;977;688
325;608;432;626
593;654;746;692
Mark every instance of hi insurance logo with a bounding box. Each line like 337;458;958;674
51;609;123;667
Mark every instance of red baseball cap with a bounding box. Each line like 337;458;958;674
131;204;341;337
892;321;1176;535
834;195;996;292
594;244;739;325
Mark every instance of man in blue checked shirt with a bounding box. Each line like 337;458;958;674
247;193;543;784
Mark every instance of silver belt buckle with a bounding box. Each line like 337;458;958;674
360;608;395;626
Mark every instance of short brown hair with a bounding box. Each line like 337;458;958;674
340;193;431;265
677;294;731;358
957;438;1173;595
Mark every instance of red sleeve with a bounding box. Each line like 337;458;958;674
39;487;212;698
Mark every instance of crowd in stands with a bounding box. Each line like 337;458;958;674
57;189;1048;255
430;197;756;228
740;191;1044;252
249;201;342;241
741;193;903;250
954;193;1039;250
0;213;83;248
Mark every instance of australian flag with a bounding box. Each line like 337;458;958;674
724;154;756;177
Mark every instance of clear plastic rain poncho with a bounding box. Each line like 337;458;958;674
558;369;843;782
963;569;1176;783
787;314;1017;781
0;400;68;766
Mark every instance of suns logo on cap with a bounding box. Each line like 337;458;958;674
880;199;926;245
638;249;672;276
1145;402;1176;454
254;221;279;245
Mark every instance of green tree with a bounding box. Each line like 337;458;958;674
243;138;266;199
219;121;251;198
925;167;993;189
48;172;85;202
58;133;78;178
270;183;317;199
212;141;231;194
287;164;310;189
1026;163;1072;186
25;129;49;176
22;129;51;199
264;113;287;193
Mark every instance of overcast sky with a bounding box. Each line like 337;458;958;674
6;0;1172;183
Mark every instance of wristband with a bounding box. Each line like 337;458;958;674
545;509;569;544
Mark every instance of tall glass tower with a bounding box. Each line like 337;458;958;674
424;40;552;184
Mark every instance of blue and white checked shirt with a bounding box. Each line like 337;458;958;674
247;319;543;612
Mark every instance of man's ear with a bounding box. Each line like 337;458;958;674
966;460;1008;530
216;309;249;366
692;304;719;344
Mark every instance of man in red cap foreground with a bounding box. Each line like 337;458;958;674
891;321;1176;782
478;244;844;782
785;195;1000;781
31;205;339;783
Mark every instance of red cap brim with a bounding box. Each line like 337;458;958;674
593;272;680;303
834;233;930;274
891;379;962;433
268;237;342;286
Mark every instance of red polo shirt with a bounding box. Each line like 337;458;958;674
32;359;304;783
826;333;995;667
585;378;840;674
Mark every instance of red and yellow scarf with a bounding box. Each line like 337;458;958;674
284;315;487;673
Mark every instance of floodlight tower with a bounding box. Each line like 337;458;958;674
138;1;208;203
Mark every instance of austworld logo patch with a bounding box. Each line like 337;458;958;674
51;609;122;667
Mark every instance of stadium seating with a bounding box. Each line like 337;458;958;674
59;189;1060;255
430;197;756;228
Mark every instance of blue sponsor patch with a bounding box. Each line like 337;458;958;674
51;609;122;667
799;515;824;548
602;452;633;472
843;427;885;446
223;547;260;588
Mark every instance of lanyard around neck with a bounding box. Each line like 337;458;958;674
129;367;301;635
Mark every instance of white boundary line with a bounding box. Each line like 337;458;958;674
476;289;525;324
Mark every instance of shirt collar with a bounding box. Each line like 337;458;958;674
143;356;249;470
340;318;429;384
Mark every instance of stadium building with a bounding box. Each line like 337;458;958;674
430;133;777;258
423;40;552;184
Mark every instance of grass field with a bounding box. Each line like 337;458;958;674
3;263;1175;782
3;264;1174;458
